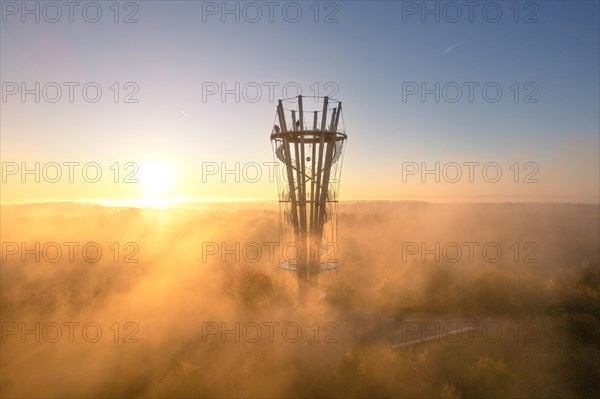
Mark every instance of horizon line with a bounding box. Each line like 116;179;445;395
1;195;599;207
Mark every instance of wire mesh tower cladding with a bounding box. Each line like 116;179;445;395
270;95;347;298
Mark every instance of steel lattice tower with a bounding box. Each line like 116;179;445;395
270;95;347;299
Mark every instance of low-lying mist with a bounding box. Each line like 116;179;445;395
1;201;598;398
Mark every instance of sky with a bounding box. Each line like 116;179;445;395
1;0;599;203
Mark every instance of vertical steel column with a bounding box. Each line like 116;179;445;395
277;100;300;241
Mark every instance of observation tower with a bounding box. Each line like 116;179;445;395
270;95;347;298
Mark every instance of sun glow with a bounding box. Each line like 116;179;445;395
139;161;175;194
138;161;176;207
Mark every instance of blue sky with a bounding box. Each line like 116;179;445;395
1;1;599;202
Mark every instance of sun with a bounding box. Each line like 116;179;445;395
139;160;175;194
